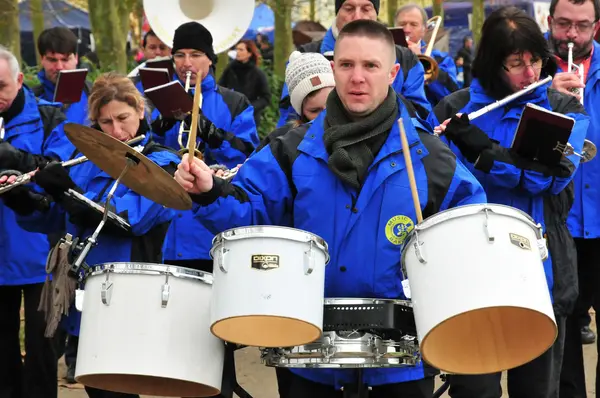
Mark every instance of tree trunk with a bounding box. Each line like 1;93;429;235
309;0;316;21
472;0;484;46
0;0;21;65
387;0;398;26
273;0;294;79
215;52;230;81
432;0;444;25
30;0;44;65
88;0;130;73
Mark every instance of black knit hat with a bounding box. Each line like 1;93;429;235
335;0;380;14
171;21;216;63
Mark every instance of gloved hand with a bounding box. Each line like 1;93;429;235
444;113;493;163
150;117;178;137
197;113;225;149
0;140;52;172
1;180;51;216
35;162;79;200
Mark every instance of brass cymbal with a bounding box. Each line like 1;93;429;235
64;123;192;211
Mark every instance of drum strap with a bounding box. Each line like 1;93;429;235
38;235;78;337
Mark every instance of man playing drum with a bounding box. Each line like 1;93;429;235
432;6;589;398
174;19;486;398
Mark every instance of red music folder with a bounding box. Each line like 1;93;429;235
511;103;575;166
54;69;88;104
144;56;175;78
139;67;171;91
144;81;193;120
389;27;409;47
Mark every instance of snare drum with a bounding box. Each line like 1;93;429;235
262;298;420;368
75;263;224;397
401;204;557;375
210;226;329;348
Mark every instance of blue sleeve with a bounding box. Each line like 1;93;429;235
16;201;66;235
192;145;294;234
393;60;432;114
42;122;77;161
425;54;459;105
205;104;260;168
440;158;488;210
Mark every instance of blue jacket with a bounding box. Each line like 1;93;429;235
561;41;600;239
0;88;73;285
276;28;432;127
151;73;259;262
190;97;486;387
432;79;589;312
423;46;459;107
16;134;178;334
34;70;90;126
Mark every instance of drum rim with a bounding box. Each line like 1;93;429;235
211;225;329;254
85;262;213;283
410;203;541;237
324;297;413;307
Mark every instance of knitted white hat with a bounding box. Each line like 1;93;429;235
285;51;335;115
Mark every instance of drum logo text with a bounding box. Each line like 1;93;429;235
251;255;280;270
385;215;414;245
509;233;531;251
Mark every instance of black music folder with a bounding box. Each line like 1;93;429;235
510;103;575;166
389;27;409;47
54;69;88;104
144;81;193;120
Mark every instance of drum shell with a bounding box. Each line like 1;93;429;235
210;226;328;347
402;204;557;374
75;263;224;397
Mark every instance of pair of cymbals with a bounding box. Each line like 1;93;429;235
64;123;192;211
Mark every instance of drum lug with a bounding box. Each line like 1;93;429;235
101;269;113;306
218;247;229;273
161;271;170;308
483;208;495;242
413;229;427;264
304;241;315;275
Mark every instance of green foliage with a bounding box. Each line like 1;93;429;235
258;61;284;140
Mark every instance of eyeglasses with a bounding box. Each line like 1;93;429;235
502;58;547;75
551;19;597;33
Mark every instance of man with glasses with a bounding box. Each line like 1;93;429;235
547;0;600;397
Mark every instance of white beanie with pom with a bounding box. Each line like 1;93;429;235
285;51;335;115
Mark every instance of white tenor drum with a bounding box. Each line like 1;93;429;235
210;226;329;347
401;204;557;375
76;263;224;397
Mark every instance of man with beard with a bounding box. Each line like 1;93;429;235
547;0;600;396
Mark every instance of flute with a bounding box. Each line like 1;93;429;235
434;76;553;134
0;135;146;195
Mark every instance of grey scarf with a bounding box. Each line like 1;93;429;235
323;87;398;190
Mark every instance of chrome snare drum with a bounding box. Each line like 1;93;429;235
261;298;420;368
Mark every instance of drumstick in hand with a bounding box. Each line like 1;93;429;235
187;76;203;163
398;118;423;224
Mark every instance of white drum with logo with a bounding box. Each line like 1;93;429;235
75;263;224;397
210;226;329;348
401;204;557;374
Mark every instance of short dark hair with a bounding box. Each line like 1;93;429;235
549;0;600;21
463;35;472;45
336;19;395;59
472;6;552;99
143;30;158;48
37;27;78;56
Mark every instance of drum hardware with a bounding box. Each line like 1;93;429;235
161;270;170;308
101;265;114;306
0;117;5;139
567;42;585;105
69;157;137;280
64;123;192;210
0;134;146;195
209;164;241;182
432;374;451;398
418;16;443;84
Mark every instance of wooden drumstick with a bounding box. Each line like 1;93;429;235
398;118;423;224
187;75;203;163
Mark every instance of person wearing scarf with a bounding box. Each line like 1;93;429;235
174;19;486;398
432;7;589;398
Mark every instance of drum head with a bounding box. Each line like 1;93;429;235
76;374;220;397
211;315;321;347
420;306;557;374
